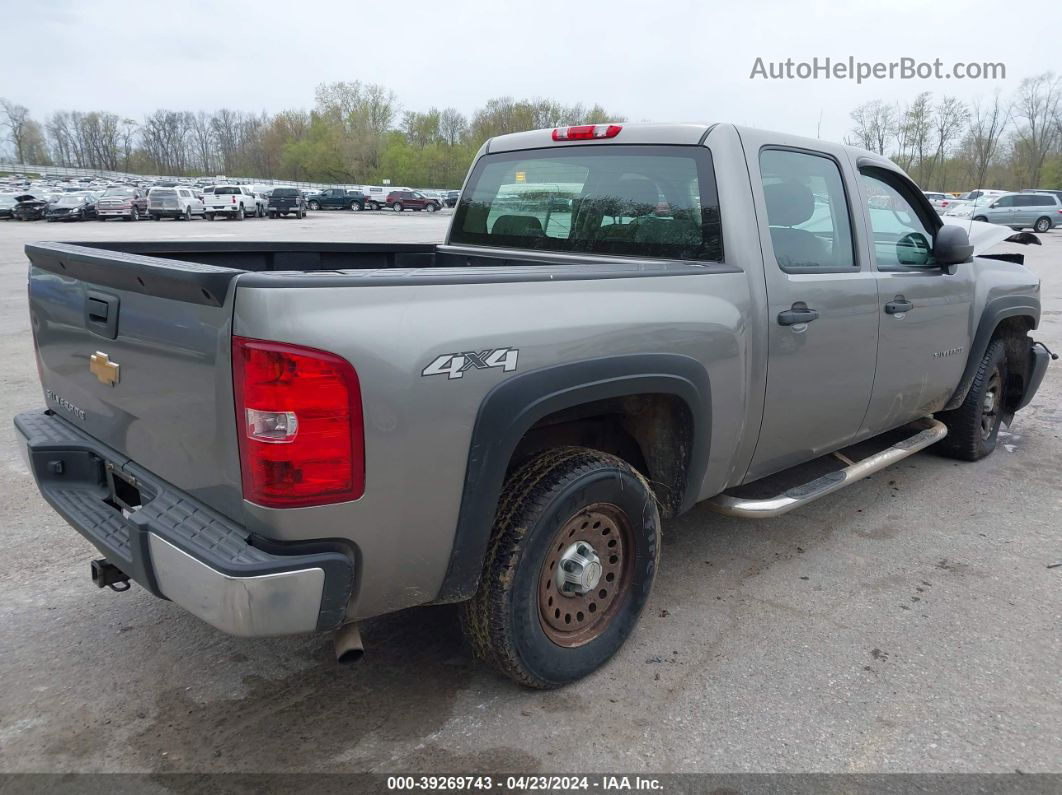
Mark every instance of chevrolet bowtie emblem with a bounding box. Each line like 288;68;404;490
89;351;120;386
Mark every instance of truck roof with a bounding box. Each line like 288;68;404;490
484;122;886;166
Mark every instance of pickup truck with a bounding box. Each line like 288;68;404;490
307;188;367;212
95;186;149;221
205;185;264;220
266;187;308;219
14;122;1052;689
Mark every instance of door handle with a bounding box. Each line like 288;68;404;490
777;303;819;326
885;297;913;315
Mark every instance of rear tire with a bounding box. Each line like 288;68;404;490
1034;216;1052;233
350;201;361;211
236;206;245;221
973;215;988;223
393;202;403;212
936;339;1008;461
460;447;660;689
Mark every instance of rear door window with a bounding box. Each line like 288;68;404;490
451;145;722;262
759;148;855;271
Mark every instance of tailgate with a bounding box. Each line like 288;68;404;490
25;242;245;520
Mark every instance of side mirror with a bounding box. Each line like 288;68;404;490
934;225;974;266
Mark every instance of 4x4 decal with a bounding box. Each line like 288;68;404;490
422;347;519;380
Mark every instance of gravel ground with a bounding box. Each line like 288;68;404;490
0;211;1058;775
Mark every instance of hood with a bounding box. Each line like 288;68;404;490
940;217;1038;255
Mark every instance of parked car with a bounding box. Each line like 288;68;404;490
13;122;1051;689
96;186;148;221
970;192;1061;232
205;185;261;220
1022;188;1062;203
962;188;1007;203
0;193;17;219
943;198;991;219
44;193;97;222
307;188;367;211
386;189;442;212
267;186;308;218
444;190;460;208
922;191;954;213
12;193;51;221
148;187;207;221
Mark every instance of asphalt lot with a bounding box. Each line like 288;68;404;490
0;211;1059;775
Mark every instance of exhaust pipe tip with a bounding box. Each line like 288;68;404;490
334;622;364;664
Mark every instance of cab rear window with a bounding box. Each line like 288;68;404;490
450;145;722;262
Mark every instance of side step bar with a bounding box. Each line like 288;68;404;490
707;418;948;519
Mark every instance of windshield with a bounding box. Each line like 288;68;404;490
55;195;85;206
102;187;134;197
0;195;16;207
451;145;722;262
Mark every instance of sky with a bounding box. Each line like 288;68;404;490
4;0;1059;142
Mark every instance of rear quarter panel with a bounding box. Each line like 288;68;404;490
233;269;753;619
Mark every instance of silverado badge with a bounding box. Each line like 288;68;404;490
90;351;120;386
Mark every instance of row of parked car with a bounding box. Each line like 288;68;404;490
922;188;1062;232
0;182;462;223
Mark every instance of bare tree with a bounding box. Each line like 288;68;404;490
900;92;934;184
848;100;895;155
438;108;467;146
849;101;878;151
1012;72;1061;186
0;99;32;162
188;111;216;174
931;96;969;189
966;91;1010;190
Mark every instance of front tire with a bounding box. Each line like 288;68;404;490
973;215;988;223
937;339;1008;461
1034;216;1052;233
350;201;361;211
460;447;660;689
308;200;320;211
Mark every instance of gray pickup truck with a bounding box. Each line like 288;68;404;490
15;122;1053;688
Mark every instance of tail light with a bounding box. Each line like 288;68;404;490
552;124;622;141
232;195;236;204
232;336;364;508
